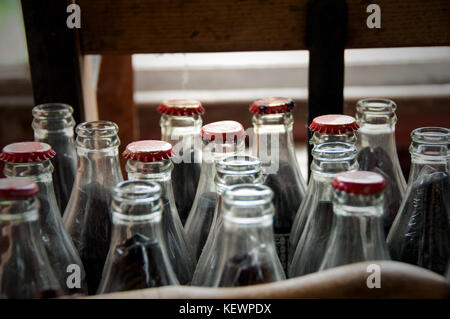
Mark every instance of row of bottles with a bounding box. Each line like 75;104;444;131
0;97;448;298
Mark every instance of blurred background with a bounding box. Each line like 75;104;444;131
1;0;449;179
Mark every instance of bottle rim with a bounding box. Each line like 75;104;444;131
32;103;74;119
76;120;119;137
0;142;56;163
312;142;357;160
411;127;450;144
356;98;397;114
113;180;161;201
216;155;262;174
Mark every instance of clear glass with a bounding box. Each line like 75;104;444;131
0;195;63;298
191;155;263;286
126;157;196;284
32;103;77;215
4;160;86;295
160;114;202;225
184;137;245;259
97;181;179;293
387;127;450;275
356;98;407;235
288;142;358;276
63;121;123;295
251;112;306;271
211;184;285;286
319;191;391;270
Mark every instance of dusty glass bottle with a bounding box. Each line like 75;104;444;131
32;103;77;215
387;127;450;275
191;155;263;286
319;171;391;270
0;177;63;299
63;121;123;295
289;114;359;263
158;99;204;225
211;184;285;287
249;97;306;271
288;142;358;276
356;98;407;235
97;180;179;293
123;140;196;284
184;120;245;259
0;142;86;295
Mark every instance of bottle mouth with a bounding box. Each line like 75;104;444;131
76;121;119;138
411;127;449;144
114;180;161;202
216;155;262;175
356;98;397;114
312;142;357;161
32;103;74;120
223;183;273;210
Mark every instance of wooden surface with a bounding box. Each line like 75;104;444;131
76;0;450;54
21;0;85;123
97;55;137;176
88;261;449;299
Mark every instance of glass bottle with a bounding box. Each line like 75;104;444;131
249;97;306;271
319;171;391;270
289;114;360;263
387;127;450;275
211;184;285;287
192;155;263;286
0;142;86;295
32;103;77;215
158;99;204;225
0;177;63;299
288;142;358;277
123;140;196;284
355;98;407;235
97;180;179;293
185;120;245;259
63;121;123;295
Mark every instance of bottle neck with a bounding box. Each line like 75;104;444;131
75;147;123;185
251;113;297;172
160;114;202;142
0;197;39;224
126;160;174;198
310;132;357;145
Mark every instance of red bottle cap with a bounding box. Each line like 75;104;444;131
331;171;386;195
123;140;174;162
309;114;359;134
201;121;245;141
249;97;295;115
0;177;39;199
0;142;56;163
157;99;205;116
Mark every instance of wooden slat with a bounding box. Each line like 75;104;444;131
77;0;450;54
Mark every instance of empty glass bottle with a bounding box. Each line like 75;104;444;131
123;140;196;284
249;97;306;271
211;184;285;287
0;177;63;299
0;142;86;295
192;155;263;286
289;142;358;276
32;103;77;215
158;99;204;225
63;121;123;295
185;120;245;259
289;114;359;263
319;171;391;271
97;180;179;293
387;127;450;275
356;98;407;235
